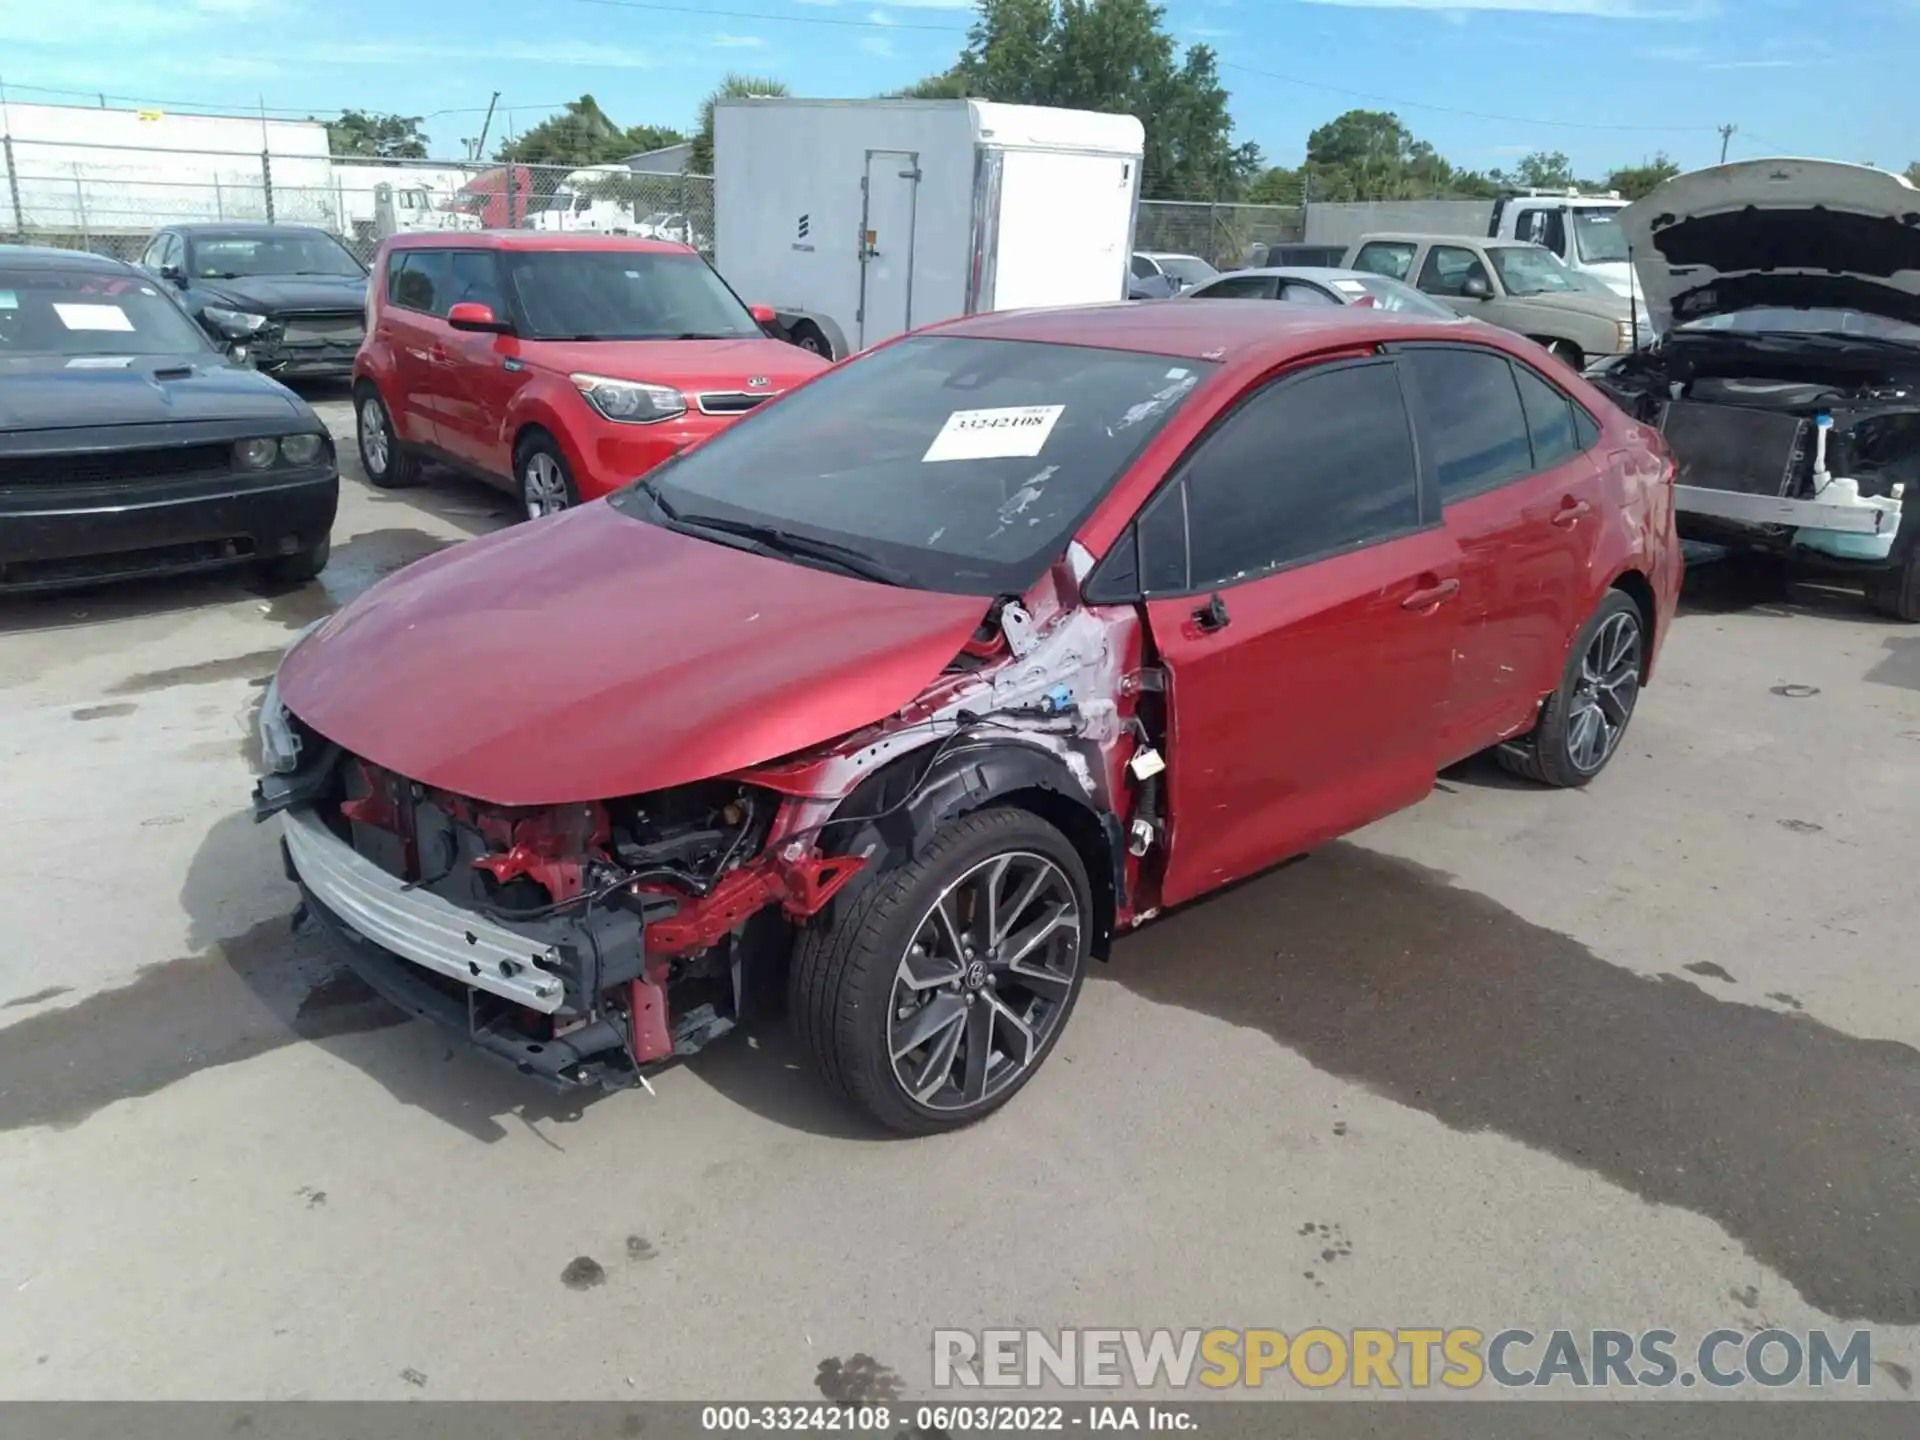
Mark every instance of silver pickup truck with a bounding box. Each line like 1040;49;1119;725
1343;232;1651;368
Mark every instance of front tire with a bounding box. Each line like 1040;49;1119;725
789;321;831;358
1547;339;1584;370
1498;590;1645;787
789;806;1092;1134
516;433;579;520
1865;544;1920;623
260;535;330;586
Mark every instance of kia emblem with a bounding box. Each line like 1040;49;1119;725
747;376;771;388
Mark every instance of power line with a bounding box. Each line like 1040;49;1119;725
1220;59;1724;135
0;79;575;119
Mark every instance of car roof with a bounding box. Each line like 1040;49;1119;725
928;298;1473;362
384;230;694;253
1212;266;1385;284
1355;233;1533;249
0;244;137;273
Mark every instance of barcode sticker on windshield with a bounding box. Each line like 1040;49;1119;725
1331;279;1367;294
923;405;1065;463
53;303;134;333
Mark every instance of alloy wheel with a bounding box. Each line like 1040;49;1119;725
1566;610;1642;774
358;397;390;475
885;851;1083;1114
522;452;570;519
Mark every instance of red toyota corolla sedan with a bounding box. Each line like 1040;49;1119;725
351;232;828;519
256;300;1680;1133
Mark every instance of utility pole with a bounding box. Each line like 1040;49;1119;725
1718;124;1737;164
473;91;500;163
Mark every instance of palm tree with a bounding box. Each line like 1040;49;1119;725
691;73;791;174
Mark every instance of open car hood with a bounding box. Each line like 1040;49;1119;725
1621;159;1920;333
275;502;989;807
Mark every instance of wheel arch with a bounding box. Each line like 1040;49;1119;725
1607;566;1658;681
815;739;1123;961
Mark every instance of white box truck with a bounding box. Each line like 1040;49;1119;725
713;98;1145;359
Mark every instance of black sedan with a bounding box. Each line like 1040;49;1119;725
138;223;368;380
0;245;338;592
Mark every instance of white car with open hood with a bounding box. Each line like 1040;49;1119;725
1588;158;1920;620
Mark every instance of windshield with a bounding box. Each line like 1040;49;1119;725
611;335;1213;595
1337;275;1459;319
0;266;213;358
1679;307;1920;346
188;231;365;279
1490;245;1588;297
504;249;756;340
1157;255;1220;285
1570;208;1629;265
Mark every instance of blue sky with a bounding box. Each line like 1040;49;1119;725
1;0;1914;179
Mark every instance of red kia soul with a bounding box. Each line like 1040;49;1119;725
352;232;828;518
263;301;1680;1134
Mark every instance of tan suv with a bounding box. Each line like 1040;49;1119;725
1343;233;1650;368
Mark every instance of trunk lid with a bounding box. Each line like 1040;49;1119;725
1621;159;1920;333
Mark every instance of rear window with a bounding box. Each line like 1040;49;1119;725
614;335;1214;596
0;266;212;359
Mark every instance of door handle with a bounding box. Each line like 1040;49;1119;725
1192;593;1230;633
1401;577;1461;611
1552;498;1592;527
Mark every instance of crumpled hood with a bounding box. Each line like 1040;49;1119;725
193;274;367;314
0;354;306;433
276;501;989;807
1621;159;1920;333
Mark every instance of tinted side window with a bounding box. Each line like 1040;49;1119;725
1136;483;1189;593
446;250;505;312
1180;362;1421;588
140;235;166;269
391;252;453;316
1194;275;1276;300
1131;255;1157;279
1352;242;1416;280
1512;362;1581;468
1404;347;1533;501
1573;406;1601;449
163;234;185;272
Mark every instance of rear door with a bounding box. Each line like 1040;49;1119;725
380;249;454;447
1399;343;1609;760
1125;356;1462;907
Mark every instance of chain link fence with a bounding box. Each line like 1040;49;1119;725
0;136;716;264
1135;199;1307;270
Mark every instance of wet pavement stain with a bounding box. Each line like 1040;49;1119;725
1730;1284;1760;1309
1767;993;1806;1012
2;985;72;1010
1877;1359;1914;1393
626;1234;658;1261
106;648;285;696
71;702;138;721
0;913;403;1135
561;1256;607;1290
255;528;460;630
1683;961;1738;984
1105;841;1920;1323
1777;819;1825;835
815;1354;905;1403
399;1368;427;1389
1865;639;1920;694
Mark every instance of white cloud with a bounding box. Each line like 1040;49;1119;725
1297;0;1711;15
860;34;897;55
710;32;766;47
869;7;895;22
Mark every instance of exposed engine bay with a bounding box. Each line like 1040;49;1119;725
1590;324;1916;569
254;575;1162;1092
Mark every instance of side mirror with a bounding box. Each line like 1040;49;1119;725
1462;275;1493;301
159;264;185;285
446;301;513;334
748;303;778;327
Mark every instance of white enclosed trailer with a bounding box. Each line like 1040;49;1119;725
713;98;1145;357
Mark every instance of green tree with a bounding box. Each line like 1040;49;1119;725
1246;165;1301;205
887;71;973;99
953;0;1258;200
321;110;428;160
1605;153;1682;201
1301;110;1465;201
497;95;683;166
689;73;791;175
1492;150;1577;191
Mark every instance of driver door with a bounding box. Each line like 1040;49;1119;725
1123;356;1462;908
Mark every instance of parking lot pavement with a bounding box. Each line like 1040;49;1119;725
2;412;1917;1400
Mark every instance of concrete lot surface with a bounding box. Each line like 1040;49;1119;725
1;391;1917;1401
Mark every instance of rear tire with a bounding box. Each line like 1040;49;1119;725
789;806;1092;1135
1865;547;1920;623
1498;590;1645;788
355;385;420;490
261;535;330;586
